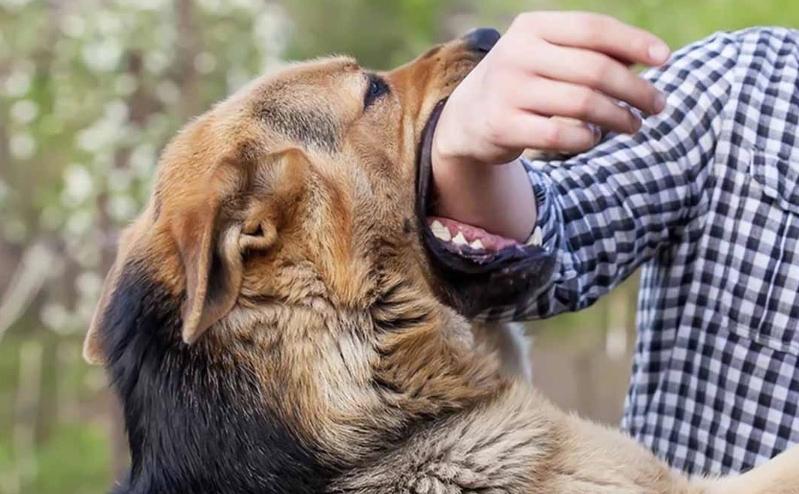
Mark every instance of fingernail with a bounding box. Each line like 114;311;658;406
629;112;642;133
588;123;602;142
648;42;670;64
653;92;667;113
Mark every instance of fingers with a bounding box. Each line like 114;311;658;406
431;11;671;167
526;42;666;115
498;112;599;153
513;11;671;66
510;77;641;134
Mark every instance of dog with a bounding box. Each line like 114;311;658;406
83;28;799;493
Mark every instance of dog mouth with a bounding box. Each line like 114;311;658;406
425;216;536;263
415;99;555;316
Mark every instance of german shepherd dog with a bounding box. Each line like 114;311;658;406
83;28;799;493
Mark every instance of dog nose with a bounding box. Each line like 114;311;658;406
463;27;501;53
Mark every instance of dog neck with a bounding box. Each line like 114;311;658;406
102;264;337;493
101;262;507;493
227;275;510;467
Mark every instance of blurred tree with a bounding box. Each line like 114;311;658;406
283;0;457;68
1;0;288;491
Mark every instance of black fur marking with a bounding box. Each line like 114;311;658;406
258;104;339;153
403;218;413;234
370;281;431;333
99;260;336;494
376;313;429;332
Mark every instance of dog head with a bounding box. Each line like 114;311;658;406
86;28;545;364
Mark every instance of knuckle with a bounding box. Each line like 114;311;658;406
509;14;524;31
574;12;610;38
541;124;561;148
527;39;550;61
630;79;656;109
596;13;615;25
589;12;613;28
483;104;508;143
588;59;613;85
572;91;597;118
573;14;597;36
642;85;659;108
490;44;516;68
512;12;537;28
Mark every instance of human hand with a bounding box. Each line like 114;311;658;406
430;12;671;242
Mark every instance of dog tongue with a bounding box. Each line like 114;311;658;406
426;216;519;252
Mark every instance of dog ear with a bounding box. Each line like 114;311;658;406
82;148;310;364
82;196;252;364
179;148;311;344
174;195;242;345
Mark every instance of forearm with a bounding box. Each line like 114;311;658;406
431;155;537;243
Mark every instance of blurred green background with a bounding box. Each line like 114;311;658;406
0;0;796;492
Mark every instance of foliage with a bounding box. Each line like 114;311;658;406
1;0;287;491
283;0;457;68
479;0;799;48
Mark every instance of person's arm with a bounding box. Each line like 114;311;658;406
432;21;741;320
432;12;671;242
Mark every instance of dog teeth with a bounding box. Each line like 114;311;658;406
452;232;468;246
526;227;543;247
430;220;451;241
470;239;485;250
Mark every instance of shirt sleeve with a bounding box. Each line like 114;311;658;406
480;31;743;322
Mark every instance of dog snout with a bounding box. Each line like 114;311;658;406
463;27;500;54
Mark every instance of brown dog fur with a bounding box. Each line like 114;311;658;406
84;34;799;493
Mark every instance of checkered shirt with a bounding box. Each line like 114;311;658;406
480;27;799;475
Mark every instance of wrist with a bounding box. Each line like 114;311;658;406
431;153;537;243
431;112;511;183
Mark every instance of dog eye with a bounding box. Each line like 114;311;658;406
364;74;390;109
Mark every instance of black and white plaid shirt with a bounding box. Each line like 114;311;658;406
481;27;799;475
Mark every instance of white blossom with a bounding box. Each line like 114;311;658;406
10;99;39;124
4;63;34;97
65;208;94;236
82;38;123;72
145;50;170;74
41;304;73;334
130;143;157;177
108;194;138;222
108;167;133;193
75;271;103;299
63;164;94;205
9;132;35;159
